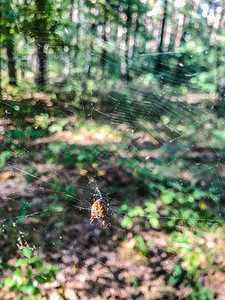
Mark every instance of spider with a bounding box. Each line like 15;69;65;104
90;191;109;229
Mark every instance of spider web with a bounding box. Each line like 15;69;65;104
1;2;225;225
1;1;225;291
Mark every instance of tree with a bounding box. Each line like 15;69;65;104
154;0;168;72
1;0;17;86
34;0;48;88
121;0;132;80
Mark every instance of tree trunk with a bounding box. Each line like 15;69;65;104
75;0;81;59
215;3;225;84
35;41;47;87
35;0;47;88
133;15;139;56
6;27;17;86
155;0;168;72
101;19;107;73
121;0;131;80
70;0;74;21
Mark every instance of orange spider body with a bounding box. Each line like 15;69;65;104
90;198;109;229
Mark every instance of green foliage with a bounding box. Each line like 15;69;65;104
17;200;33;223
190;72;215;93
24;167;38;183
34;114;51;129
39;181;76;217
121;216;133;229
169;263;214;300
210;129;225;148
0;150;12;168
2;0;224;92
167;231;216;299
49;181;76;202
168;264;184;286
169;231;208;276
118;168;221;296
119;173;218;232
1;247;60;299
46;141;100;168
48;119;68;133
120;200;159;230
188;288;214;300
134;235;148;256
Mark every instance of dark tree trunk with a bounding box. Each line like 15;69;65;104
6;27;17;86
215;3;225;83
35;41;47;87
133;15;139;57
155;0;168;72
35;0;47;88
121;0;131;80
101;19;107;73
74;0;81;60
70;0;74;20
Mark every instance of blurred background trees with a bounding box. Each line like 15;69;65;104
0;0;224;95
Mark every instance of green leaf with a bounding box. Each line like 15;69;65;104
29;257;43;268
161;190;175;204
173;265;183;276
168;275;180;286
26;285;40;295
121;216;133;229
9;284;17;292
0;150;12;167
26;267;32;279
13;269;23;285
3;277;14;287
22;247;33;258
188;288;214;300
144;201;157;212
35;274;48;284
15;258;28;267
128;206;144;217
149;217;159;228
118;204;129;215
135;235;147;255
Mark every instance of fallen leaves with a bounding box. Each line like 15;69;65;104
0;171;15;180
121;238;136;249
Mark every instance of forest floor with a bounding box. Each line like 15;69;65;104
1;153;225;299
1;92;225;299
0;168;225;300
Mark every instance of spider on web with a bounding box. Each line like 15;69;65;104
90;186;110;229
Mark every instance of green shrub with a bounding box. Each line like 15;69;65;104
1;247;60;299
